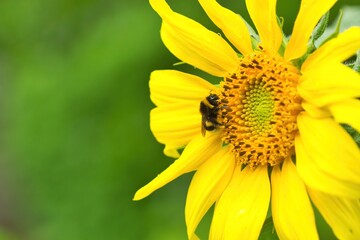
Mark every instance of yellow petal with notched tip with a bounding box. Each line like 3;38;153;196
150;70;215;107
308;188;360;239
245;0;282;56
302;27;360;71
271;158;318;240
285;0;337;61
185;147;234;239
133;133;221;200
298;61;360;107
163;145;181;159
328;99;360;133
149;0;239;77
198;0;252;55
210;165;270;240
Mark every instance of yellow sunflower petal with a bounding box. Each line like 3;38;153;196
298;113;360;183
150;102;201;154
296;135;360;198
285;0;337;61
245;0;282;55
295;114;360;198
301;101;331;119
302;26;360;71
185;147;235;239
163;145;181;159
308;189;360;239
133;133;221;200
298;61;360;107
149;0;239;77
150;70;215;107
190;234;199;240
271;165;290;238
198;0;252;55
210;165;270;240
328;98;360;133
271;158;318;240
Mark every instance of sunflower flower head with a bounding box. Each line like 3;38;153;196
135;0;360;239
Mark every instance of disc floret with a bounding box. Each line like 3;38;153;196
218;51;302;168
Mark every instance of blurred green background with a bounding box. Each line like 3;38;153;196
0;0;358;239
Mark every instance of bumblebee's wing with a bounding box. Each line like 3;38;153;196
200;101;207;137
201;116;206;137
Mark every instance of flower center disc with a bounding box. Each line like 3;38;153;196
218;51;302;168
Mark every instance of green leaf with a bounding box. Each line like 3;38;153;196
316;6;360;47
318;10;343;47
312;11;330;41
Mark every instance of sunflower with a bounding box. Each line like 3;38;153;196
134;0;360;239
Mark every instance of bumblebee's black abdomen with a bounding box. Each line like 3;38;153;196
200;93;222;136
204;123;216;131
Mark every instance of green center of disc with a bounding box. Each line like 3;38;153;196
244;83;274;133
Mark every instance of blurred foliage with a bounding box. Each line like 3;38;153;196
0;0;358;240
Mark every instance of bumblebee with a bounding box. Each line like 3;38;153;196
200;93;221;136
